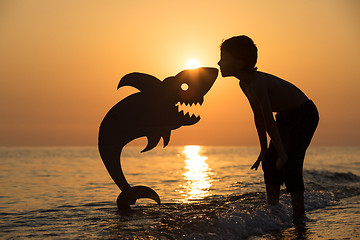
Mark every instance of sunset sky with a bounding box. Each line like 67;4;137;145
1;0;359;146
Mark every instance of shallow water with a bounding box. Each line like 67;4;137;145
1;146;359;239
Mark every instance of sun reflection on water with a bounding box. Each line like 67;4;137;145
181;145;212;201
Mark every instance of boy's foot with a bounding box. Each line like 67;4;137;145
268;203;286;216
292;215;311;226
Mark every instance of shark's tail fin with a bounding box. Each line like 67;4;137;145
117;186;161;210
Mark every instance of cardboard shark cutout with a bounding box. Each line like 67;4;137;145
98;67;218;210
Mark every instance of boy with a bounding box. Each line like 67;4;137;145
218;35;319;224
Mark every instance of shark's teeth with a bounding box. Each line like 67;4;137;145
175;100;203;119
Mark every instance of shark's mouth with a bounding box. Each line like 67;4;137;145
175;98;203;124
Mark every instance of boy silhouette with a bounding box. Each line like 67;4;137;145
218;35;319;224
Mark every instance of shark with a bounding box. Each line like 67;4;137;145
98;67;218;210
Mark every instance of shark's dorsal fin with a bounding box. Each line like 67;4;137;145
118;72;162;94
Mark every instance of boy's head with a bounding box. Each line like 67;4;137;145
218;35;258;76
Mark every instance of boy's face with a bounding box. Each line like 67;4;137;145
218;50;242;77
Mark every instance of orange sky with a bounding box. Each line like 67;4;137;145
1;0;359;146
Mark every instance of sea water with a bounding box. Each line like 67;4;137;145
1;146;359;239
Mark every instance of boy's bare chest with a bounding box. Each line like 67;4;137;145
239;82;258;104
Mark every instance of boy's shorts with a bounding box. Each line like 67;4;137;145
262;100;319;192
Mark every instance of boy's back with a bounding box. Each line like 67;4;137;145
239;71;309;113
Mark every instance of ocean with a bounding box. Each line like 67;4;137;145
1;146;359;239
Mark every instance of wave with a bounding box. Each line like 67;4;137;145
305;169;360;183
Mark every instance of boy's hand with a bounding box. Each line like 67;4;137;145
251;157;261;170
276;154;288;171
251;150;266;170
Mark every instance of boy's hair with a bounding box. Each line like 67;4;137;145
221;35;258;72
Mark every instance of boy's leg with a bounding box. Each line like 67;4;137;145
291;190;305;220
266;184;280;205
263;141;283;206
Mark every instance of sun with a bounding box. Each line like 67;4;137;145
185;59;201;69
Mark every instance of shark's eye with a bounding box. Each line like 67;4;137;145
181;83;189;91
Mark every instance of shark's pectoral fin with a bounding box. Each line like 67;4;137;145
162;130;171;148
117;186;161;210
141;134;161;153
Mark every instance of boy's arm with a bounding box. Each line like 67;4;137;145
251;82;288;170
254;111;267;152
240;82;268;170
250;107;267;170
